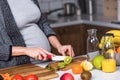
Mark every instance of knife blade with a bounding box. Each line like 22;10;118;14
46;54;66;61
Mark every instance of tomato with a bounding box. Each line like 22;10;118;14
24;74;38;80
11;74;24;80
60;73;74;80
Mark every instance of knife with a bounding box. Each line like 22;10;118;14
41;54;72;64
46;54;67;61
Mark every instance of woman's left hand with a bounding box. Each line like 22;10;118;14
57;45;75;57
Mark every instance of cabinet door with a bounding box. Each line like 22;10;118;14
52;25;85;56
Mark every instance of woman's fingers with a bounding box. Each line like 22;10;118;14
66;45;75;57
58;45;75;57
34;55;39;60
40;48;54;56
36;48;54;60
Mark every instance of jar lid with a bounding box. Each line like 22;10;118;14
103;33;114;37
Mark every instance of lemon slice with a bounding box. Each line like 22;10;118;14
81;60;93;71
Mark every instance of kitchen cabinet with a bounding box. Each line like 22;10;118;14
51;25;84;56
51;24;119;56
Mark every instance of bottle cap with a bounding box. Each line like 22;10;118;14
103;33;114;37
87;29;97;33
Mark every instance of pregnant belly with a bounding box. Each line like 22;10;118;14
20;24;51;51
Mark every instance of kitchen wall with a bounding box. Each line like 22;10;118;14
93;0;103;15
38;0;78;16
118;0;120;20
38;0;103;16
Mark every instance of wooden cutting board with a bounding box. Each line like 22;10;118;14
0;64;58;80
46;56;87;71
60;56;87;71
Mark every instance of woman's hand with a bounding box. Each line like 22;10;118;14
25;48;54;60
48;36;75;57
12;47;54;61
57;45;75;57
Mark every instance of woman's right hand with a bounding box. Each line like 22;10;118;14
25;48;54;60
12;47;54;61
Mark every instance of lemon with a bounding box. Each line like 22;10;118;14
81;60;93;71
99;43;103;49
106;49;115;54
92;55;104;70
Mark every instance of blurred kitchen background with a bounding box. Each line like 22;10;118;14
37;0;120;56
38;0;119;19
38;0;103;16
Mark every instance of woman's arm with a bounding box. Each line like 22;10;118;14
38;14;75;57
12;46;54;60
48;36;75;57
48;35;62;49
38;14;56;37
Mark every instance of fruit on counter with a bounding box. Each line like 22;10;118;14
24;74;38;80
46;62;59;71
2;73;38;80
60;73;74;80
99;30;120;49
80;71;92;80
106;49;115;54
64;56;72;64
117;46;120;53
0;73;11;80
58;56;72;68
106;30;120;37
81;60;93;71
92;55;104;70
106;30;120;44
46;56;87;72
58;62;67;68
46;57;72;71
72;64;83;74
11;74;24;80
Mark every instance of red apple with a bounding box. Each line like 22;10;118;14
60;73;74;80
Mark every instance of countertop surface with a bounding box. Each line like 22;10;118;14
36;59;120;80
45;15;120;80
48;14;120;29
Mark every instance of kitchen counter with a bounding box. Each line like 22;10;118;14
48;14;120;29
36;60;120;80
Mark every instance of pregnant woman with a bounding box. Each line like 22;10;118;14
0;0;75;68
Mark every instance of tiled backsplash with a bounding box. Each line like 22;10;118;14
38;0;103;16
103;0;118;18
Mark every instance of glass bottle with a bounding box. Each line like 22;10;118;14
86;29;99;61
101;33;116;72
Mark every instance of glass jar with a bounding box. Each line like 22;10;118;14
101;33;116;72
86;29;99;61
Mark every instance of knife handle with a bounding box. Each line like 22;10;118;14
41;54;52;59
46;54;52;59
